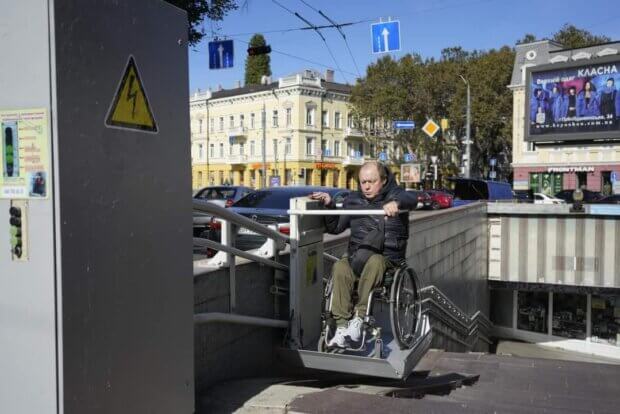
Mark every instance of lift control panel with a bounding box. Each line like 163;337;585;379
9;200;27;261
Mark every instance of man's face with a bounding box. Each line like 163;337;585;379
607;80;614;88
359;166;384;199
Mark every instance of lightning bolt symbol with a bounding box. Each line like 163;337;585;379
126;74;138;118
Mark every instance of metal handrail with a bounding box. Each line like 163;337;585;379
193;237;288;273
193;199;289;244
288;209;409;216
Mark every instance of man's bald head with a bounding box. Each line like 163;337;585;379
359;161;388;182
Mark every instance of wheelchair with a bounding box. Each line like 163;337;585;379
318;260;422;357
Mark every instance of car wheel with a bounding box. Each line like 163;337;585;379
431;202;441;210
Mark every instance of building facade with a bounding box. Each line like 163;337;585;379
190;70;397;190
510;40;620;195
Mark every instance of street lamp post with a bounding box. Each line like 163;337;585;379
459;75;471;179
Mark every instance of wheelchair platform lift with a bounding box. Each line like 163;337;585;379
281;197;432;380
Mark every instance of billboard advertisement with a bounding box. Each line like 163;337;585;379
525;56;620;142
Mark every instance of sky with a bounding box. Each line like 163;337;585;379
188;0;620;92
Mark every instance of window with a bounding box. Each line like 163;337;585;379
321;139;328;156
601;171;612;196
272;110;278;127
306;108;315;126
250;113;255;129
357;143;364;157
370;144;376;158
239;143;245;155
322;110;328;127
239;114;244;128
198;119;203;133
334;112;341;129
219;117;224;131
285;138;291;155
198;143;204;159
219;143;224;158
229;115;234;128
286;108;292;126
517;291;548;334
306;137;314;155
209;144;214;158
347;113;353;128
229;143;233;155
591;294;620;346
250;140;255;156
552;293;586;339
334;140;340;157
576;171;587;189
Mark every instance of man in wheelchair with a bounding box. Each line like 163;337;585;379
310;161;417;348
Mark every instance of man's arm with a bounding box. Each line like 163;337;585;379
389;189;418;211
310;191;351;234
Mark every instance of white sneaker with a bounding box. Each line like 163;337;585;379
345;317;364;342
327;327;349;348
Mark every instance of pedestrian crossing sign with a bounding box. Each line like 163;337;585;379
105;56;158;133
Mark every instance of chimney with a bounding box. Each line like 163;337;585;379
217;84;223;91
235;80;241;88
325;69;335;82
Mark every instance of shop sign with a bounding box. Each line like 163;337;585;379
315;162;336;170
546;166;594;173
250;163;271;169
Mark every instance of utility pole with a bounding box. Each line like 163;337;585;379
459;75;471;178
262;102;267;188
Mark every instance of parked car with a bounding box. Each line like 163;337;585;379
591;194;620;204
448;178;513;207
513;189;534;203
208;186;350;251
533;192;565;205
554;189;603;203
193;186;254;237
426;190;454;209
194;185;254;207
405;189;433;209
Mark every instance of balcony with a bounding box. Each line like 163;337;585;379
345;127;364;138
228;126;247;138
343;155;365;166
225;155;248;165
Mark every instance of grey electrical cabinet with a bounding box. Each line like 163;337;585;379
0;1;193;413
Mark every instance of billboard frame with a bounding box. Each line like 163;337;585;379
524;54;620;143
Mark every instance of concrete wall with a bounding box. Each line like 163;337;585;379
194;203;490;394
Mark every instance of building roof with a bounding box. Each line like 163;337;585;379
192;76;353;102
510;40;620;87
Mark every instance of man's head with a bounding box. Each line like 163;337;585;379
359;161;388;199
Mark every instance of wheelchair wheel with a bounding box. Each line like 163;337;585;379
389;267;421;350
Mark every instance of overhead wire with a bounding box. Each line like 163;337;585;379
271;0;349;83
299;0;362;78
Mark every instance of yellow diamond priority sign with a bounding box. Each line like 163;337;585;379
422;119;440;138
105;56;158;133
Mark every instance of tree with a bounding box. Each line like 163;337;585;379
516;33;537;45
552;24;611;49
245;34;272;85
165;0;238;45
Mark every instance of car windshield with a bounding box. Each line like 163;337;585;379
234;189;343;209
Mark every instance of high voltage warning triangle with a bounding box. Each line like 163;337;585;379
105;56;158;133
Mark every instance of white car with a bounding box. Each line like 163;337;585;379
533;192;565;205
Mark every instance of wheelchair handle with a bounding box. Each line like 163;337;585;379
287;209;409;216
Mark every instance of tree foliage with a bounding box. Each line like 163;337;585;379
165;0;238;45
245;34;272;85
350;24;612;184
552;24;611;49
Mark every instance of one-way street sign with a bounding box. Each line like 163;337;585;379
393;120;415;130
371;21;401;54
208;39;234;69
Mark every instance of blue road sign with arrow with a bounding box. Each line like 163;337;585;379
379;152;387;161
371;21;401;54
209;40;234;69
393;120;415;130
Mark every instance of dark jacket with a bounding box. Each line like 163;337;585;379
324;169;417;264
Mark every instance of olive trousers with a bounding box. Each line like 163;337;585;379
330;254;389;327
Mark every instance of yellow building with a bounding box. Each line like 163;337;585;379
190;70;397;190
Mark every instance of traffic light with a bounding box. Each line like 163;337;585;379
247;45;271;56
9;205;22;258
